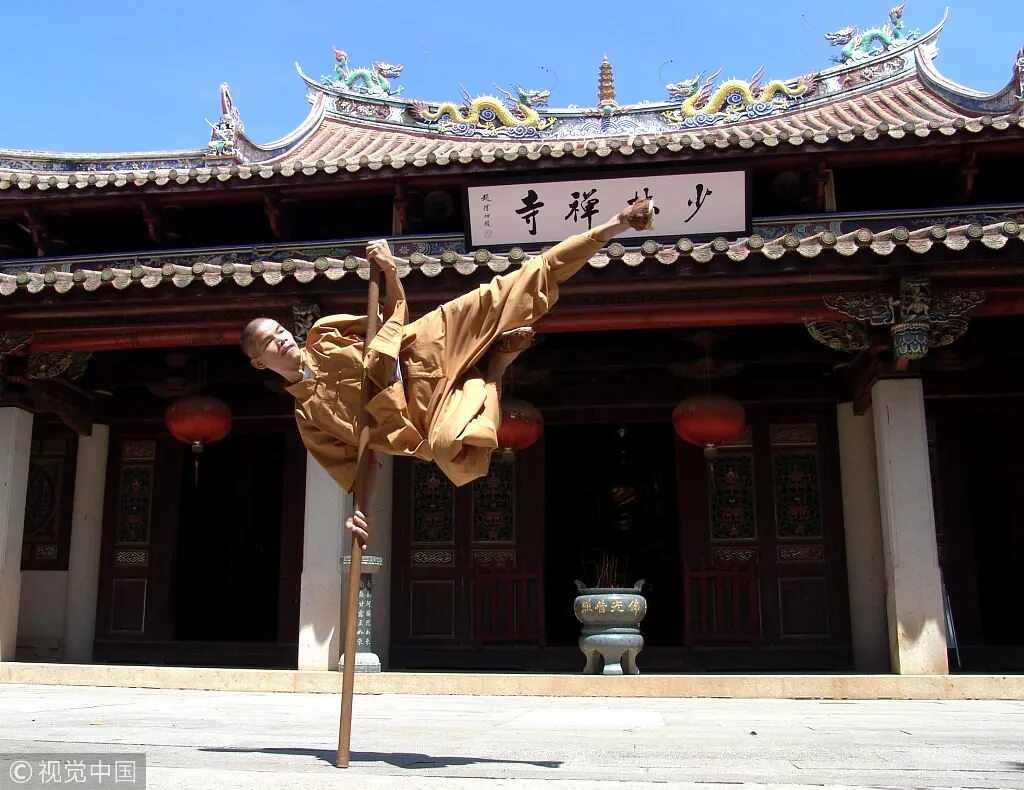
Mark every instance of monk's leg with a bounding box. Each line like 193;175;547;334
418;199;653;484
425;197;655;374
440;199;655;360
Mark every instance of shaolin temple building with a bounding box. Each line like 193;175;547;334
1;6;1022;675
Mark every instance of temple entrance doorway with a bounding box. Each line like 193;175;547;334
543;423;682;649
173;432;283;643
95;418;304;668
929;393;1024;670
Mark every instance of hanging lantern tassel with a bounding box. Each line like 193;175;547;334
191;440;204;485
165;395;233;486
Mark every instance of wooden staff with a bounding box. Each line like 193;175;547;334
337;255;383;768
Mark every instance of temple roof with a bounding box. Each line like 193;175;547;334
2;218;1020;299
1;8;1022;193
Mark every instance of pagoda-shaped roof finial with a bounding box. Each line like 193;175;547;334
598;55;617;107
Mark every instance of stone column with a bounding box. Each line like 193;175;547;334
63;426;110;663
0;408;34;661
871;378;948;674
297;454;349;671
368;455;393;669
836;404;890;673
338;554;383;672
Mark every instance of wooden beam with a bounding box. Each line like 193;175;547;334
392;181;408;235
32;378;94;435
845;344;887;415
263;191;288;239
537;303;836;334
961;148;979;203
140;198;163;244
0;297;298;324
30;326;241;352
19;207;49;256
816;158;836;212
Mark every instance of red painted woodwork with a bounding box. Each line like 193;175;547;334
472;564;545;647
497;399;543;451
164;395;233;453
390;443;545;664
672;394;746;451
18;293;1024;355
30;327;241;352
683;558;761;646
538;305;836;333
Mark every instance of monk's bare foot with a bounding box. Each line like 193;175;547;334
620;197;656;231
486;327;535;379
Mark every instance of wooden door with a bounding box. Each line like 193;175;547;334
96;432;183;645
391;443;544;656
678;407;850;649
95;424;305;664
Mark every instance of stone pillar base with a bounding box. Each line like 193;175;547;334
338;555;383;674
337;652;382;673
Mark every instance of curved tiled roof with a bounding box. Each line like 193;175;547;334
1;14;1022;193
2;104;1020;194
2;221;1018;298
276;78;1021;166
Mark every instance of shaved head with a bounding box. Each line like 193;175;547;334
241;317;275;359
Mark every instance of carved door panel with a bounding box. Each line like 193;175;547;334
96;434;183;643
21;422;78;572
678;409;849;647
392;443;543;653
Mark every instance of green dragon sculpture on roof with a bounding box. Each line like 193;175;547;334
825;2;919;64
323;48;403;97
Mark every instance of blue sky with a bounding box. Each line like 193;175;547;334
1;0;1020;153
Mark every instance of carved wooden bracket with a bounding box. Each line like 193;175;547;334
291;302;322;347
806;276;985;370
0;339;94;433
28;351;92;381
0;332;31;355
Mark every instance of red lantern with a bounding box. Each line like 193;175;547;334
165;395;233;454
496;398;543;451
672;394;745;457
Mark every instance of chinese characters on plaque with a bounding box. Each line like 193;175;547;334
466;171;747;247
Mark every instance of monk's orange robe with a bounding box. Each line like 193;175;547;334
286;229;603;489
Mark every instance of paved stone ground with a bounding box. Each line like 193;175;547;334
0;684;1022;789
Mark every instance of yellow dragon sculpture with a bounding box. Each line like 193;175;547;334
411;85;557;135
663;66;816;125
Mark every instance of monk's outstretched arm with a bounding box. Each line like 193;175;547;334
544;197;655;283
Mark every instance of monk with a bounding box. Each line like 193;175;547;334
242;197;654;544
